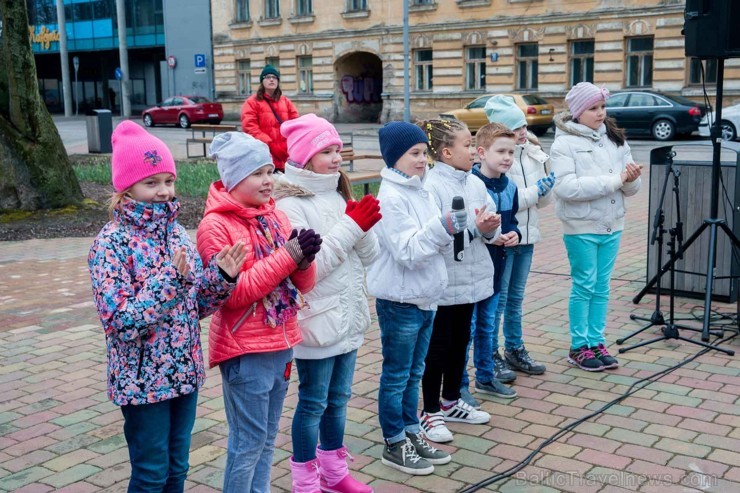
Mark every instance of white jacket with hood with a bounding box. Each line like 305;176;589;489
510;133;553;244
550;113;641;236
274;165;379;360
366;167;451;311
424;161;500;306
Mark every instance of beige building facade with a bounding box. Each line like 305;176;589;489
211;0;740;123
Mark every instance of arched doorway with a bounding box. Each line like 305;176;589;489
334;51;383;123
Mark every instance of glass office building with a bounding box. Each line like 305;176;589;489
28;0;166;113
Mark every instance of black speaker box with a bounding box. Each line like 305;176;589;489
684;0;740;58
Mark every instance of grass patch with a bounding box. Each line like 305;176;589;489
72;156;379;199
73;157;219;197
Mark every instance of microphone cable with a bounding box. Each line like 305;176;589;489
458;329;738;492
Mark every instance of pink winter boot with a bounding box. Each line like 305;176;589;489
290;457;321;493
316;446;373;493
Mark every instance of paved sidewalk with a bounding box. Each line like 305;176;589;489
1;164;739;492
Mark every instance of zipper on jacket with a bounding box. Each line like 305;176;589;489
136;344;146;381
282;321;291;348
517;147;532;242
231;302;258;333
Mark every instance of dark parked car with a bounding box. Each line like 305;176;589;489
605;91;708;141
142;96;224;128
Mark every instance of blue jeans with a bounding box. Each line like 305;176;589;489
120;391;198;493
462;292;500;388
376;299;434;445
220;349;293;493
563;233;622;349
493;244;535;352
292;350;357;462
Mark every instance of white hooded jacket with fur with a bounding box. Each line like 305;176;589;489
550;113;641;235
274;165;379;360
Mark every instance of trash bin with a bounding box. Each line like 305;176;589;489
86;109;113;153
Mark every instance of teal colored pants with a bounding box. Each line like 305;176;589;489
563;232;622;349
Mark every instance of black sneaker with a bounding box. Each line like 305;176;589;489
405;431;451;465
505;346;546;375
492;351;517;383
381;438;434;475
567;346;604;372
590;343;619;369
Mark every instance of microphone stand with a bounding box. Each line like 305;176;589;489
618;152;730;355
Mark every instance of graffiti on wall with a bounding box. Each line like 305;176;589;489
340;75;382;104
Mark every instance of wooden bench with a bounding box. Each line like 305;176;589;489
339;132;382;172
346;170;382;195
186;123;238;158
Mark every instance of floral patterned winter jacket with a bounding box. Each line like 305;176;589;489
89;199;235;406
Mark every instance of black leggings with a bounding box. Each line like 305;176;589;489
422;303;475;413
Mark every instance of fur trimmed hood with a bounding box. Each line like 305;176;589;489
272;177;314;200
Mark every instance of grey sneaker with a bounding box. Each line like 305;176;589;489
492;351;517;383
459;387;481;409
475;378;517;399
406;431;451;465
381;437;434;475
505;346;546;375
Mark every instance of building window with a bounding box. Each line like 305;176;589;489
413;0;434;4
265;57;280;71
465;46;486;90
414;49;433;91
296;0;313;16
235;0;250;22
237;60;252;96
570;40;594;86
265;0;280;18
516;43;539;90
626;36;653;87
347;0;368;12
298;56;313;93
689;58;718;85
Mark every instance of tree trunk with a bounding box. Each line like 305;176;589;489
0;0;83;211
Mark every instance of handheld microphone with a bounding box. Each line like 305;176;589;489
452;196;465;262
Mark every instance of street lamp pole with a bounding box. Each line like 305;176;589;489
403;0;410;122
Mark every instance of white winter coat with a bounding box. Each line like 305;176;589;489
424;161;500;306
550;113;641;236
366;167;451;311
274;165;379;360
510;135;553;244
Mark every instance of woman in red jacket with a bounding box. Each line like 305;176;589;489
197;131;320;493
241;65;299;172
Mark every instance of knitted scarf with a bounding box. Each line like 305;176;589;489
252;215;306;328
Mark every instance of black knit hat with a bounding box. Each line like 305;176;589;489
260;65;280;82
378;122;429;168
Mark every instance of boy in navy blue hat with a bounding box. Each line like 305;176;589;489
368;121;459;475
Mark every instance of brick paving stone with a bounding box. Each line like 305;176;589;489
40;464;102;489
1;466;55;490
13;483;55;493
43;449;100;473
85;463;130;488
54;482;106;493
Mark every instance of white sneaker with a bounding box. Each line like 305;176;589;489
419;411;453;443
441;399;491;424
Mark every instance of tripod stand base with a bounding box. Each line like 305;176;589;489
617;324;735;356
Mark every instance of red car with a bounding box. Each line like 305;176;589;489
142;95;223;128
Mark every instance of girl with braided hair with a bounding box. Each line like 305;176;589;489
418;118;502;444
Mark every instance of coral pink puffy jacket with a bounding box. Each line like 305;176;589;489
197;181;315;368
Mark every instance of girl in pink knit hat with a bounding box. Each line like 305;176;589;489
88;121;247;492
275;114;381;493
551;82;642;372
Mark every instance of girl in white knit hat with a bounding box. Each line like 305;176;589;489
551;82;642;371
